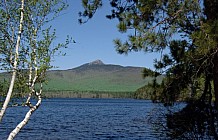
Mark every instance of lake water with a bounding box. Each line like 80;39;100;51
0;98;176;140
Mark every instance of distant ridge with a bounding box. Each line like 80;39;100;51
0;60;163;98
44;60;156;93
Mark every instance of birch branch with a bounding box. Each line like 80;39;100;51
8;45;41;139
7;84;42;140
7;20;43;139
26;29;38;105
0;0;25;123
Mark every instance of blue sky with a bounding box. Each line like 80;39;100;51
51;1;160;70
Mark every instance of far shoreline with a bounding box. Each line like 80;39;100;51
43;90;136;99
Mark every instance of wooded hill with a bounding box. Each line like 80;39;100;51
0;60;162;98
43;60;162;98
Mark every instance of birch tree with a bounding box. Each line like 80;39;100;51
0;0;25;122
0;0;70;139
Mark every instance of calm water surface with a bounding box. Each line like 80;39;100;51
0;98;173;140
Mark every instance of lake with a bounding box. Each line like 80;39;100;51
0;98;178;139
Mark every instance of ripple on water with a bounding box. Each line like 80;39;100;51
0;98;168;139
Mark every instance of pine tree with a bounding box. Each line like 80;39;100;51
80;0;218;138
80;0;218;108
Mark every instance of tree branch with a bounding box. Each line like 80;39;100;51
0;0;25;123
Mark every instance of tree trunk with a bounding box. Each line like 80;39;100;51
0;0;24;123
7;93;42;140
204;0;218;108
213;52;218;108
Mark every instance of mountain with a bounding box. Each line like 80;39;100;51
0;60;162;98
44;60;156;94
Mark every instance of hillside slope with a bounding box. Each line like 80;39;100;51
44;60;153;92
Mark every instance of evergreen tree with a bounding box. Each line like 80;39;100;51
80;0;218;108
80;0;218;138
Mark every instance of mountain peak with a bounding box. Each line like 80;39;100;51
88;59;104;65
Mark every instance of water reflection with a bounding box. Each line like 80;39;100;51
149;101;218;139
166;101;218;139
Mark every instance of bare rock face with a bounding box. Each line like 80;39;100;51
88;59;104;65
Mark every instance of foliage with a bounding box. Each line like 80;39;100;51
0;0;70;139
80;0;218;138
166;101;218;139
80;0;218;106
0;0;70;100
78;0;102;23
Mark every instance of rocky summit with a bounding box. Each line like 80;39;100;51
88;59;104;65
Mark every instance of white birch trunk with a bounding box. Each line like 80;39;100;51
7;90;42;140
7;19;42;139
0;0;25;123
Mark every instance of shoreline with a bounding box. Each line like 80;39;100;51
43;90;135;99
